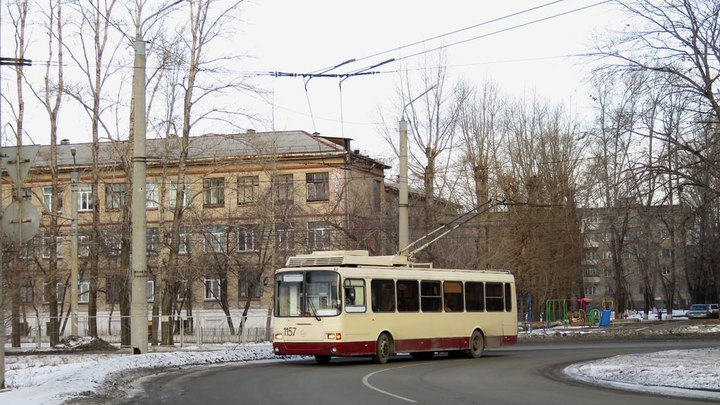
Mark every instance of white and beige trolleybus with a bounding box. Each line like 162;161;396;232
272;250;518;364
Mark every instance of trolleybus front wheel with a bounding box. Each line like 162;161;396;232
373;333;393;364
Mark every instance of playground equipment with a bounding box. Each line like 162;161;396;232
543;298;613;328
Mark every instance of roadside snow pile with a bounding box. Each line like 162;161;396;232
564;347;720;400
520;320;720;340
2;343;277;405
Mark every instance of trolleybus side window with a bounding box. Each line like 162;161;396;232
421;281;442;312
397;280;419;312
344;279;366;313
486;282;505;312
443;281;464;312
465;282;485;311
371;279;395;312
505;283;513;311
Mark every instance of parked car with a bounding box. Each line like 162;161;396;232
709;304;719;318
686;304;711;319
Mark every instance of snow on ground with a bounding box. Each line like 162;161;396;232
1;316;719;404
564;347;720;401
0;340;280;405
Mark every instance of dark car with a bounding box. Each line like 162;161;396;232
686;304;711;319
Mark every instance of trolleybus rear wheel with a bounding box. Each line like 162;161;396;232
314;355;331;364
466;330;484;358
373;333;393;364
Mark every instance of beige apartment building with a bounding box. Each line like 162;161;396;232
1;130;389;342
580;205;692;313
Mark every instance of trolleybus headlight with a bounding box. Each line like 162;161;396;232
327;333;342;340
274;333;284;340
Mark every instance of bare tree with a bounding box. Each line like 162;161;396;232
3;0;31;348
597;0;720;196
138;0;256;345
28;0;66;346
455;79;505;268
383;53;459;263
498;95;584;317
61;0;125;338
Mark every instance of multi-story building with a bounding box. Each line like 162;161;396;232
0;130;389;342
580;204;691;313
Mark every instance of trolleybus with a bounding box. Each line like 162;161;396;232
272;250;517;364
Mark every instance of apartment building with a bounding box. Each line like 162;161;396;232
580;204;692;312
1;130;389;339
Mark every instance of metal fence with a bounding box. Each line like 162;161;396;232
3;311;272;348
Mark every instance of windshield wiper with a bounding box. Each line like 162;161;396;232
307;298;321;321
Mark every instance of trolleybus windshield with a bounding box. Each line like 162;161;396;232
275;271;340;317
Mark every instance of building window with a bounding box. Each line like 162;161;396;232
203;177;225;206
78;281;90;304
146;181;159;209
105;183;126;210
43;186;63;212
584;285;598;295
147;279;155;302
306;172;329;202
307;221;331;251
170;180;191;208
238;225;258;252
373;180;381;211
78;184;93;211
204;226;227;253
106;276;124;304
272;174;294;203
204;278;222;301
20;240;36;259
661;248;672;258
178;228;191;255
238;176;259;204
103;231;122;256
275;223;294;251
147;227;159;255
661;265;672;276
79;234;91;257
176;280;190;301
239;275;262;299
43;281;65;304
20;283;34;304
42;236;64;259
584;267;599;277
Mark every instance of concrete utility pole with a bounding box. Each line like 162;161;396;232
1;151;5;389
130;32;149;355
70;147;78;336
398;85;435;256
130;0;185;354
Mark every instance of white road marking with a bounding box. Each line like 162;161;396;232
361;363;423;403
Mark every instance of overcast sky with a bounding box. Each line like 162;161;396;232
239;0;621;158
0;0;622;160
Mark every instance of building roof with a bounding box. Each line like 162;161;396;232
31;130;386;169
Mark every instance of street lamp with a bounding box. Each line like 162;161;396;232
398;85;436;256
70;147;78;336
131;0;185;355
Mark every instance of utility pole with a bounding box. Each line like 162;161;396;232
130;0;185;354
398;85;435;256
130;32;149;354
70;147;78;336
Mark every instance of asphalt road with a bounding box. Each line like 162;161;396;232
124;339;717;405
